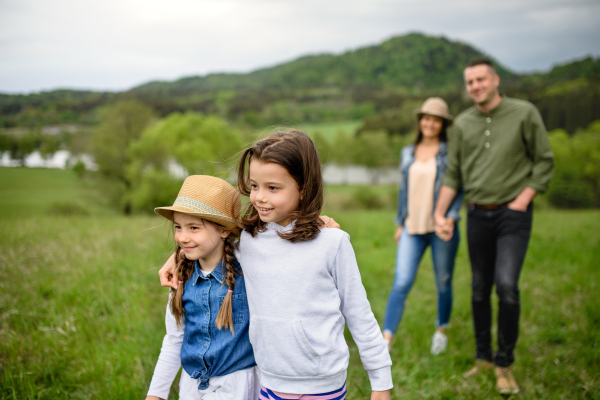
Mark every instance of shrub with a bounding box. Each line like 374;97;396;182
344;187;386;210
48;202;90;216
547;123;600;208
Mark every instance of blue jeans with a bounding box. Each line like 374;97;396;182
383;225;460;335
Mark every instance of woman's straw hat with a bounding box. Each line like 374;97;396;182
154;175;241;232
414;97;454;124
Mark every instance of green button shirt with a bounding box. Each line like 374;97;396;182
443;97;554;205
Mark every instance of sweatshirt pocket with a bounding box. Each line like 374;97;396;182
249;315;320;377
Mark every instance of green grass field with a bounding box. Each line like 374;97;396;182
1;168;599;399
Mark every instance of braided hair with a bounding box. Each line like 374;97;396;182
169;220;241;334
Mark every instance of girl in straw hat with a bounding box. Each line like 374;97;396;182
146;175;259;400
160;130;392;400
382;97;464;355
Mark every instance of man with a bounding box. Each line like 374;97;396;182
434;59;554;394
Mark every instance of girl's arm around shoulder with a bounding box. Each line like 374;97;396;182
330;234;393;392
146;296;184;399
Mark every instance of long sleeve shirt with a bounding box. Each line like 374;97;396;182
237;222;393;394
442;96;554;204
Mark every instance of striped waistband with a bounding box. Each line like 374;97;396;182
259;382;347;400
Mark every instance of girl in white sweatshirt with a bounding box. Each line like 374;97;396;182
234;130;392;400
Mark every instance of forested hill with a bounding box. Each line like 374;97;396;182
0;32;598;133
132;33;514;96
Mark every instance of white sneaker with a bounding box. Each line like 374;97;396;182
431;331;448;355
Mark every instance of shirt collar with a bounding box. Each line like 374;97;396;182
477;94;507;116
192;258;225;285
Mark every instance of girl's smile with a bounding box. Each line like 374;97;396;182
249;160;301;226
173;212;229;272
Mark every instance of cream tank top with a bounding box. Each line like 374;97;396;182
404;157;436;234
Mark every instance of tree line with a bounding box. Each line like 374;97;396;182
3;99;598;211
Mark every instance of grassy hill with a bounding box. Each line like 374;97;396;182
0;33;598;132
133;33;514;96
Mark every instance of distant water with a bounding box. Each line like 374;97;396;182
0;152;400;185
0;151;97;170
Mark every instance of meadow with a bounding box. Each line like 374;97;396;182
300;120;362;142
0;167;599;399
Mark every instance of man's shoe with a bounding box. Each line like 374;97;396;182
463;359;494;378
495;366;520;394
430;331;448;355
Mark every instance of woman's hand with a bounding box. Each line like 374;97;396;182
159;253;178;289
435;216;455;242
371;390;391;400
394;226;403;244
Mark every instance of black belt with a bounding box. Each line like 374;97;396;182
468;201;509;210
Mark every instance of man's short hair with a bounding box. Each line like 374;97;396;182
466;58;496;75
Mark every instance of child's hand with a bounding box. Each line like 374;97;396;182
159;253;178;289
371;390;391;400
145;396;164;400
319;215;340;229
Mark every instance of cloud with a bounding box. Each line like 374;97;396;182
0;0;598;92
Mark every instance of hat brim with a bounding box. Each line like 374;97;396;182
154;205;240;233
414;109;454;125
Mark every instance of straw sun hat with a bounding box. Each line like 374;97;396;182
414;97;454;124
154;175;241;232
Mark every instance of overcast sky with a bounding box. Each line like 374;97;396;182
1;0;599;94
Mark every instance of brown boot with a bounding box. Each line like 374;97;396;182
495;366;520;394
463;359;494;378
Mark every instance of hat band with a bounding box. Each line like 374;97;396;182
173;197;231;219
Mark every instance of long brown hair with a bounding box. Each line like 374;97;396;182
237;130;324;243
414;115;449;145
169;220;240;334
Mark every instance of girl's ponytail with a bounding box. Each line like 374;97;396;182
215;234;237;334
169;246;195;328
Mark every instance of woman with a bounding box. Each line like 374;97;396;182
383;97;464;355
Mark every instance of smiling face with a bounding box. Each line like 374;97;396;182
248;159;301;226
464;64;500;107
419;114;444;140
173;212;229;271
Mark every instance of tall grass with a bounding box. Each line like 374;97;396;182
1;168;599;399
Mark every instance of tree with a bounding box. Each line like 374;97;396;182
126;112;244;213
353;131;394;184
546;122;600;208
39;134;60;165
11;132;40;166
311;130;331;164
329;130;356;185
90;100;154;214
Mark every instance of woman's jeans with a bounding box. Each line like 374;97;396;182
383;225;460;335
467;203;532;367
